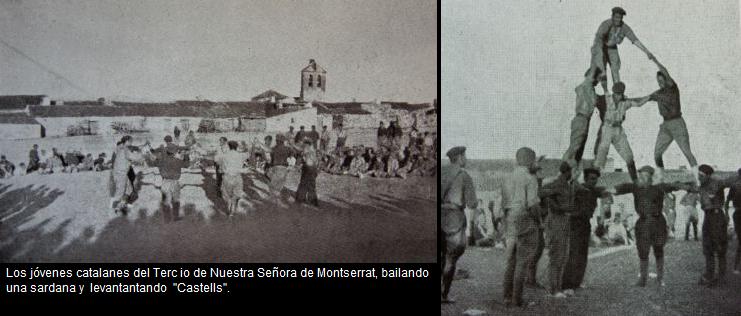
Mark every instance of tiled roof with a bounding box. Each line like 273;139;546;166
0;95;45;110
29;102;269;119
0;113;40;125
251;90;289;101
382;102;431;112
315;102;371;115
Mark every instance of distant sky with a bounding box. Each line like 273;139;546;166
443;0;741;170
0;0;436;103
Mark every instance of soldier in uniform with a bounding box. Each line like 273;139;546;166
500;147;541;307
590;6;655;93
440;146;477;303
562;168;609;294
539;161;575;298
609;166;693;287
696;165;738;286
562;68;605;179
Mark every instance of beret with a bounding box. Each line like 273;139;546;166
638;165;654;175
699;164;714;176
612;7;626;15
446;146;466;158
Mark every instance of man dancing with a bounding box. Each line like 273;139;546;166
609;166;693;287
647;57;699;184
593;81;651;182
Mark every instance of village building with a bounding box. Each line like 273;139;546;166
0;59;436;144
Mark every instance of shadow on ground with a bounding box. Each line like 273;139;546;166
0;173;436;263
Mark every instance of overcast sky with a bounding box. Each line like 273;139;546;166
443;0;741;170
0;0;436;103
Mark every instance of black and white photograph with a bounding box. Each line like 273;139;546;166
0;0;437;263
442;0;741;314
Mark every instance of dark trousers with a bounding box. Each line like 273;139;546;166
546;214;570;294
702;211;728;281
503;229;539;305
685;216;699;240
563;217;590;289
296;165;318;206
526;228;545;285
441;221;466;299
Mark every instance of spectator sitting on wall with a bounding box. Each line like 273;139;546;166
81;153;95;171
64;150;80;173
94;153;108;171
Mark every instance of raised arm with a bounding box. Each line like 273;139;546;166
624;25;653;60
628;95;652;108
650;57;675;87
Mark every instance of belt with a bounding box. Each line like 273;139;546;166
605;45;618;49
604;121;622;127
704;208;723;214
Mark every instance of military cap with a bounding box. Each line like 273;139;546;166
612;7;626;16
699;164;714;176
638;165;655;175
612;81;626;94
446;146;466;159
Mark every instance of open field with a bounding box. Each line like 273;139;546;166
0;165;436;262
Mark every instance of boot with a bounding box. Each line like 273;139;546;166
656;258;665;286
635;260;648;287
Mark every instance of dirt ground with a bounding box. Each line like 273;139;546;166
0;166;436;263
442;239;741;315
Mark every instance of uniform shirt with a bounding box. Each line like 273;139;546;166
271;144;291;166
377;126;387;137
698;177;736;210
727;178;741;208
146;152;189;180
336;129;347;139
649;85;681;121
615;182;687;218
501;166;539;236
594;19;638;48
307;131;320;143
320;130;331;141
441;164;477;210
575;80;598;116
603;95;640;125
216;150;245;175
574;185;608;219
538;175;575;215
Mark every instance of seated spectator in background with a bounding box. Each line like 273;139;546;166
94;153;108;171
38;149;51;174
385;151;407;179
409;127;419;148
423;132;434;156
287;154;297;168
366;154;386;178
64;150;80;173
606;211;633;245
473;199;496;247
362;148;375;164
347;149;367;179
0;155;15;178
81;153;94;171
